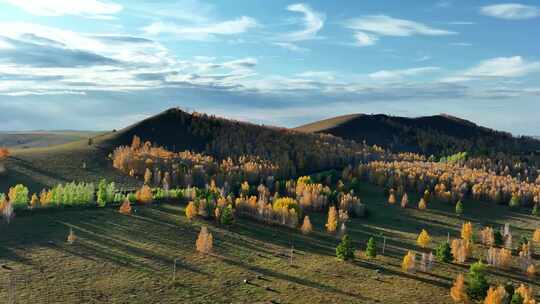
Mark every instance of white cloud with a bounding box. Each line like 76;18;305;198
143;16;258;40
281;3;325;41
369;67;440;81
480;3;540;20
450;42;472;46
273;42;309;52
3;0;122;18
354;32;378;46
347;15;456;37
463;56;540;78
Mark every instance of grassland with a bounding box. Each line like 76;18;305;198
1;183;538;304
0;131;101;150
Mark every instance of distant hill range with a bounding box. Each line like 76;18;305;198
295;113;540;156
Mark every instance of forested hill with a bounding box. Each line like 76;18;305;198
295;113;540;156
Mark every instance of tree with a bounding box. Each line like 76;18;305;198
326;206;338;233
533;228;540;244
0;147;9;159
300;215;313;234
402;250;416;272
8;184;29;210
417;229;431;248
30;194;39;209
67;228;77;244
418;198;427;210
494;231;504;247
467;261;489;301
220;204;234;225
455;200;464;216
461;222;473;242
509;193;520;209
532;204;539;217
388;192;396;205
119;198;132;214
515;284;534;304
186;201;197;220
135;185;153;204
510;293;524;304
450;273;470;303
144;168;152;185
483;286;507;304
97;179;108;207
1;200;14;224
436;242;453;263
401;193;409;208
366;237;376;258
336;234;355;261
526;264;535;279
196;226;213;254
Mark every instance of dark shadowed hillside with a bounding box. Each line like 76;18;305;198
295;113;540;156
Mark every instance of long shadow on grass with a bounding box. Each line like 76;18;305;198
216;254;373;302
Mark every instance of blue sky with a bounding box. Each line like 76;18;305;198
0;0;539;134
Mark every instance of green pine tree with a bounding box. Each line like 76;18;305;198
466;261;489;301
509;194;520;209
510;292;524;304
220;204;234;225
365;237;376;258
455;200;464;216
494;231;504;247
97;179;107;207
435;242;453;263
336;234;355;261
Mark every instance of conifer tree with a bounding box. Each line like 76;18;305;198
510;293;524;304
97;179;108;207
366;237;376;258
461;222;473;243
417;229;431;248
220;204;234;225
515;284;534;304
336;234;355;261
509;193;520;209
196;226;213;254
450;273;469;304
436;242;453;263
401;193;409;208
326;206;338;234
467;261;489;301
119;198;132;214
402;250;416;272
186;201;197;220
418;198;427;210
532;204;539;217
456;200;464;216
300;215;313;234
136;185;153;204
67;228;77;244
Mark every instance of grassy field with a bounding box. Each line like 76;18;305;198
0;131;101;150
1;183;539;303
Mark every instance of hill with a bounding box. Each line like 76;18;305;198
0;131;101;149
0;108;376;193
295;113;540;156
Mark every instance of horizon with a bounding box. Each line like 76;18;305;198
0;0;539;135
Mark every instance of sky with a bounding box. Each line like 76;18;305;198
0;0;539;135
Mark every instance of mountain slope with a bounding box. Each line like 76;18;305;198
295;113;540;156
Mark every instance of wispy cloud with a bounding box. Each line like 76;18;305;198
143;16;258;40
281;3;325;41
443;56;540;82
368;67;440;81
3;0;122;18
480;3;540;20
346;15;456;46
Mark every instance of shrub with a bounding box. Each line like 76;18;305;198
467;261;489;301
455;200;464;215
417;229;431;248
336;234;355;261
365;237;376;258
8;184;29;210
436;242;453;263
220;204;234;225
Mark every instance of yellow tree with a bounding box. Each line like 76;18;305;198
515;284;535;304
119;199;132;214
417;229;431;248
388;192;396;205
526;264;536;279
196;226;213;254
326;206;338;234
533;228;540;244
402;251;416;272
67;228;77;245
450;274;469;303
483;286;507;304
136;185;153;204
301;216;313;234
30;194;39;209
461;222;473;243
144;168;152;185
418;198;427;210
186;201;197;220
